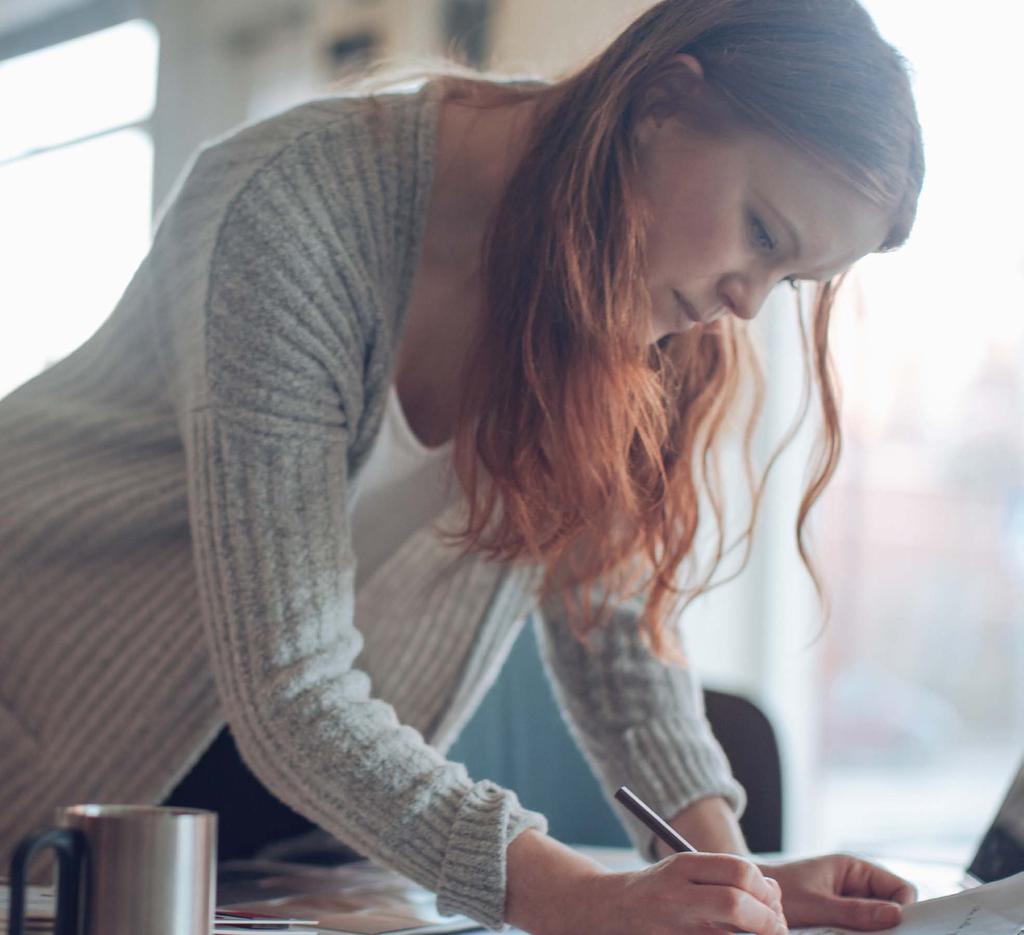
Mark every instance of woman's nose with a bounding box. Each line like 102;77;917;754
718;273;777;321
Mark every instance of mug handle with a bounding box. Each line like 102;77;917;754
8;827;86;935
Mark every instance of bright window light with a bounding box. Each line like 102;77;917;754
0;18;158;162
815;0;1024;861
0;129;153;396
0;19;157;399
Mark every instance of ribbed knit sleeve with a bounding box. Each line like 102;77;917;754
534;597;747;861
181;152;546;930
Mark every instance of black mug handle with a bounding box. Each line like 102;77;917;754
8;827;86;935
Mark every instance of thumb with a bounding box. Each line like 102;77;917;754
819;898;904;931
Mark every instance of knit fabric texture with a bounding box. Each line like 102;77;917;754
0;80;745;929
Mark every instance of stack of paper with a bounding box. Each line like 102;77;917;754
0;883;52;932
214;909;319;934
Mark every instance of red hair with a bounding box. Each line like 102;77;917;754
445;0;924;658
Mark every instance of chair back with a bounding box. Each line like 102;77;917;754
703;689;784;853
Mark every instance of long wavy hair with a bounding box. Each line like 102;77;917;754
444;0;925;658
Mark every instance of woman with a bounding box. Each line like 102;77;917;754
0;0;924;932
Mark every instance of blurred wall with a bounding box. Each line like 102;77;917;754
489;0;650;76
149;0;663;212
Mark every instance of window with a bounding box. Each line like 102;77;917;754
815;0;1024;862
0;19;158;399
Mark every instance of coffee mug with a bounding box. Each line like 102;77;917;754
7;804;217;935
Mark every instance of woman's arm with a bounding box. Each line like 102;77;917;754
532;602;747;860
179;159;548;930
660;795;750;856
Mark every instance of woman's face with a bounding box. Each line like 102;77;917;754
635;65;893;342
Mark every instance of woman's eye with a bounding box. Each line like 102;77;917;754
749;214;775;252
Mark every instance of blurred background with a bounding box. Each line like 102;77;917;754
1;0;1021;864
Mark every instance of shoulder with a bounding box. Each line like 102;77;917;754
188;86;436;249
174;85;440;432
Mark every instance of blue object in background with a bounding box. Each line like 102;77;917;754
448;618;631;848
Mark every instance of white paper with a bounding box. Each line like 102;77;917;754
798;872;1024;935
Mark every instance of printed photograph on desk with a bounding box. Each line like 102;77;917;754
217;861;479;935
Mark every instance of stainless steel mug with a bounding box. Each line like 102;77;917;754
7;804;217;935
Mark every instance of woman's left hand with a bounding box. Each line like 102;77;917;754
756;854;918;930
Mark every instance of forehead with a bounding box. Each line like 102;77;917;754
742;131;892;280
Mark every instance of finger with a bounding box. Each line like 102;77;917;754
816;897;904;931
672;853;781;906
867;867;917;904
845;859;918;904
765;876;785;915
890;881;918;905
702;885;789;935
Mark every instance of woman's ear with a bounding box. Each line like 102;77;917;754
637;53;740;144
674;53;705;81
634;54;707;145
642;54;707;120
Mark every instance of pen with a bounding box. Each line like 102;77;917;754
614;785;699;854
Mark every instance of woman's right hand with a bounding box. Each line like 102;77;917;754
505;829;788;935
575;853;788;935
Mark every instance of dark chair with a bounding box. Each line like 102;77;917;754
703;688;784;853
449;618;784;854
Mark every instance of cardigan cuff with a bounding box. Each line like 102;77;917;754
435;779;549;930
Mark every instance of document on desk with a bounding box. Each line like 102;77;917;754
800;872;1024;935
217;860;480;935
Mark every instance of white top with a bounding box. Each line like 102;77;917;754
349;384;456;591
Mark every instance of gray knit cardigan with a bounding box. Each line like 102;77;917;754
0;80;744;929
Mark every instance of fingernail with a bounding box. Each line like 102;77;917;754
873;904;901;925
